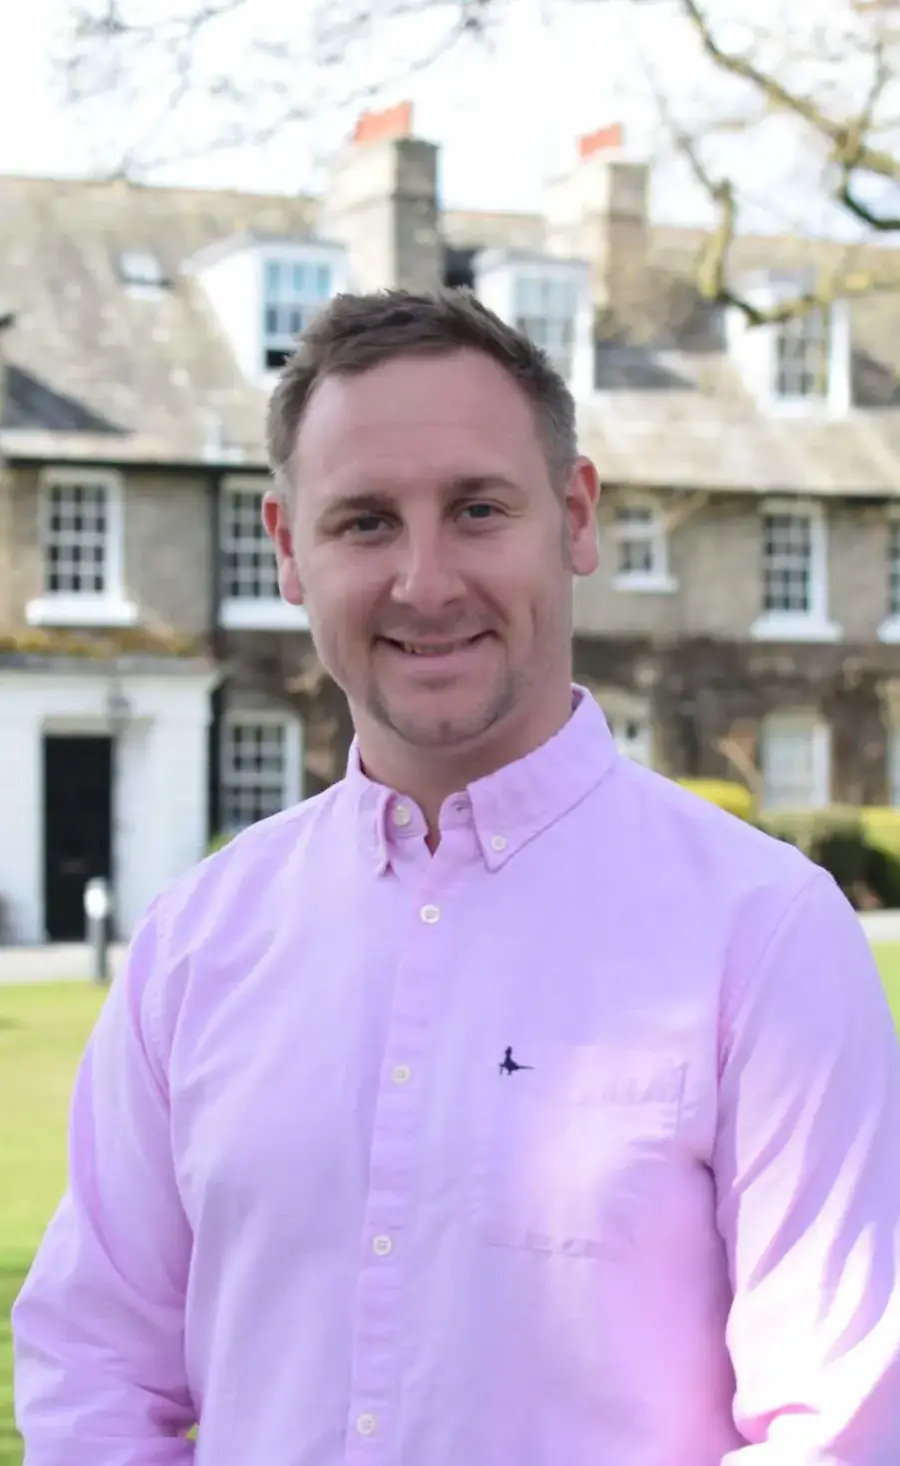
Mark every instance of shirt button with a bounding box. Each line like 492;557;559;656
393;803;412;827
372;1235;393;1257
392;1064;411;1084
356;1412;377;1436
490;834;507;852
420;903;441;923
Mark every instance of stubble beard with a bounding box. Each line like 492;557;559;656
366;662;520;752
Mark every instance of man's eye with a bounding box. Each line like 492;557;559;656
461;502;496;522
348;514;389;535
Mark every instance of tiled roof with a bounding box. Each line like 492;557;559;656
2;174;900;493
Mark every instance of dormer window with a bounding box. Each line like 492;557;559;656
726;271;851;415
263;257;332;370
188;234;345;383
473;248;593;395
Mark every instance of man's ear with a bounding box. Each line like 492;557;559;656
262;491;305;606
566;457;600;579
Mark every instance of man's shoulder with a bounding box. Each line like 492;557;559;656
155;781;349;933
600;756;817;900
587;758;843;1002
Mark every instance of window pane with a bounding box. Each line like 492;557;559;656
515;277;538;315
220;719;291;831
762;513;813;614
619;538;655;575
514;272;578;374
762;716;826;808
775;309;830;400
615;503;662;578
41;479;110;596
221;486;279;599
263;255;334;360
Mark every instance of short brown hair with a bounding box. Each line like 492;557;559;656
265;287;578;495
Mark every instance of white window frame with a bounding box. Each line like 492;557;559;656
751;498;840;642
726;272;851;417
612;495;677;593
219;475;309;631
219;709;304;835
261;250;334;373
878;507;900;643
26;467;138;628
760;711;831;811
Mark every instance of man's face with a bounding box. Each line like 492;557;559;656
263;348;599;758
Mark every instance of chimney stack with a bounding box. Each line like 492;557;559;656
321;101;441;294
545;124;649;320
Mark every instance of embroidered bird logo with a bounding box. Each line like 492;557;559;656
499;1046;533;1076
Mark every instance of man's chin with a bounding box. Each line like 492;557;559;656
374;689;507;752
386;712;495;751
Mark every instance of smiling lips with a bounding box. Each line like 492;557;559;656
383;632;491;657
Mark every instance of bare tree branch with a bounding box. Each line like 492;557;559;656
679;0;900;188
58;0;500;180
55;0;900;329
642;0;900;324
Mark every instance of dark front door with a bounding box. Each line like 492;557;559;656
43;735;113;942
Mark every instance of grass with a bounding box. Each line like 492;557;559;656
0;982;106;1465
876;942;900;1026
1;950;900;1463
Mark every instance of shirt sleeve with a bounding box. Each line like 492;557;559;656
12;897;196;1465
714;866;900;1465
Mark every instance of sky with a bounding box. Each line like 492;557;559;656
0;0;895;237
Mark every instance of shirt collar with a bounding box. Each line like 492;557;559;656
344;686;619;873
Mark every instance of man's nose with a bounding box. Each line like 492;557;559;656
390;531;466;613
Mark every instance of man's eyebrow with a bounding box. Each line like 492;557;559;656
450;474;523;495
314;492;394;527
314;475;524;528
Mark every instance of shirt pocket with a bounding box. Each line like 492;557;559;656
472;1039;687;1258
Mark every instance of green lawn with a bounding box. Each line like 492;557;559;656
2;951;900;1463
0;982;106;1466
876;942;900;1026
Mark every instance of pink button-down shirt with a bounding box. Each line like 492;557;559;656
13;690;900;1464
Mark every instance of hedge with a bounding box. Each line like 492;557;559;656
674;779;757;822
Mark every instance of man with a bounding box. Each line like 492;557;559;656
13;288;900;1465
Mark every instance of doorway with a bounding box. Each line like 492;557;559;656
43;735;113;942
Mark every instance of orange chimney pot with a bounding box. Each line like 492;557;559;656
353;100;414;146
578;123;624;162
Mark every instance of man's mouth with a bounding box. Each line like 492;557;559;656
381;632;491;657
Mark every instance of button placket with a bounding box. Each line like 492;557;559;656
345;880;452;1451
